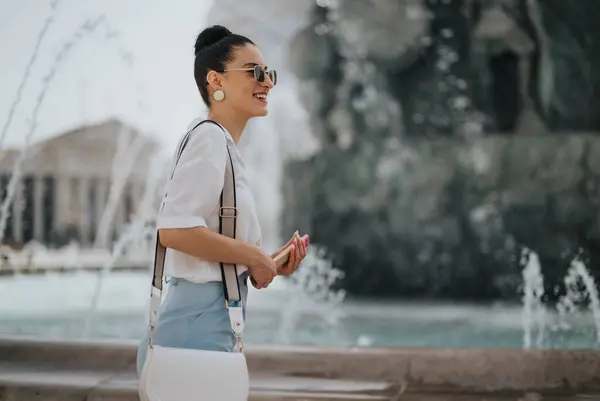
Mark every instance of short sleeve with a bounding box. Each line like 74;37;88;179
157;123;228;229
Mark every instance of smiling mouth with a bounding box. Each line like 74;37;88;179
253;93;268;103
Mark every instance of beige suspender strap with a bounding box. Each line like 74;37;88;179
151;120;241;302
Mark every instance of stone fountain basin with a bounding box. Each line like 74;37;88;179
0;336;599;400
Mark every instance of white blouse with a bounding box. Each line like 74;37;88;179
157;119;262;283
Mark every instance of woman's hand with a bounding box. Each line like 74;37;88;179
275;231;309;276
247;246;277;289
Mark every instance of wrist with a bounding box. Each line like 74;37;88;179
239;241;262;267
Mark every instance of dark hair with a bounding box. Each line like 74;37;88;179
193;25;254;106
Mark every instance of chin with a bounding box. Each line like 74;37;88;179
250;106;269;118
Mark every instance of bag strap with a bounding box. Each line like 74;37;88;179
219;141;242;302
148;119;244;350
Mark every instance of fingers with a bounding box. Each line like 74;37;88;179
286;245;296;271
293;234;307;271
279;232;296;254
287;232;298;247
293;239;302;271
274;231;310;277
252;265;277;289
253;278;269;289
271;233;297;258
252;275;264;289
277;244;296;277
300;235;306;258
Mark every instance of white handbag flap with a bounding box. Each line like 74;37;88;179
140;346;249;401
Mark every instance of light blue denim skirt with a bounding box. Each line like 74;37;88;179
136;272;249;374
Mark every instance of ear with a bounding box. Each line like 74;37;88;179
206;70;222;92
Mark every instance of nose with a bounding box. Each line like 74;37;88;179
262;74;275;89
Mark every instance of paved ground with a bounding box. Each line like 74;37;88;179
1;338;599;400
0;366;391;401
1;365;595;401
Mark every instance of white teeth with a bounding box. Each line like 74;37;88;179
253;94;267;100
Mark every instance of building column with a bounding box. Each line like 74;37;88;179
93;178;108;245
131;182;143;219
12;181;23;244
78;177;90;246
33;176;44;242
113;189;126;237
54;175;71;232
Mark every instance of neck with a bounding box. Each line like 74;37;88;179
207;107;249;144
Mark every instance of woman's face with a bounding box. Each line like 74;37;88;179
213;44;276;118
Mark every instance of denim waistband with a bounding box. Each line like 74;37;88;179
166;271;249;286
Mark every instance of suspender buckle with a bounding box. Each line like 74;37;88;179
219;206;238;218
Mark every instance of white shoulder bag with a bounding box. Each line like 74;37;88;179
139;120;250;401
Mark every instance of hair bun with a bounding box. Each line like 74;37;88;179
195;25;232;55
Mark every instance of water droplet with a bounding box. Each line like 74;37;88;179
450;96;470;110
314;23;330;35
413;114;425;124
406;4;425;20
436;60;450;71
441;28;454;38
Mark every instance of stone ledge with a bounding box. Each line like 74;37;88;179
1;336;600;395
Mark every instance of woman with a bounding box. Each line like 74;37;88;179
136;25;309;373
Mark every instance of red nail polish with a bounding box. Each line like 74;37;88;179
303;235;310;246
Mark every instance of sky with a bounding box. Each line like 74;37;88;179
0;0;217;153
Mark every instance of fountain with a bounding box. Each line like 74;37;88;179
555;258;600;344
0;0;65;150
520;248;600;349
521;247;546;349
82;217;155;337
0;15;108;243
0;0;344;348
0;2;167;346
93;123;148;250
275;246;346;344
1;1;600;399
0;0;597;352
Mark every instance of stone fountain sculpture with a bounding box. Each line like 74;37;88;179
282;0;600;300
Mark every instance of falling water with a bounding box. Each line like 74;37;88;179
83;144;165;337
556;259;600;344
94;124;147;249
0;5;154;338
521;248;600;348
0;0;65;150
521;248;546;349
82;217;154;337
0;16;107;243
276;246;346;344
136;152;165;225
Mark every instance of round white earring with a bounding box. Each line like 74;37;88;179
213;90;225;102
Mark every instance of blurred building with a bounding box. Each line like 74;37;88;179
0;119;163;249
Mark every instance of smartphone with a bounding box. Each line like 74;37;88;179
273;235;310;268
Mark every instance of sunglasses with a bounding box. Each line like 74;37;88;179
221;65;277;86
